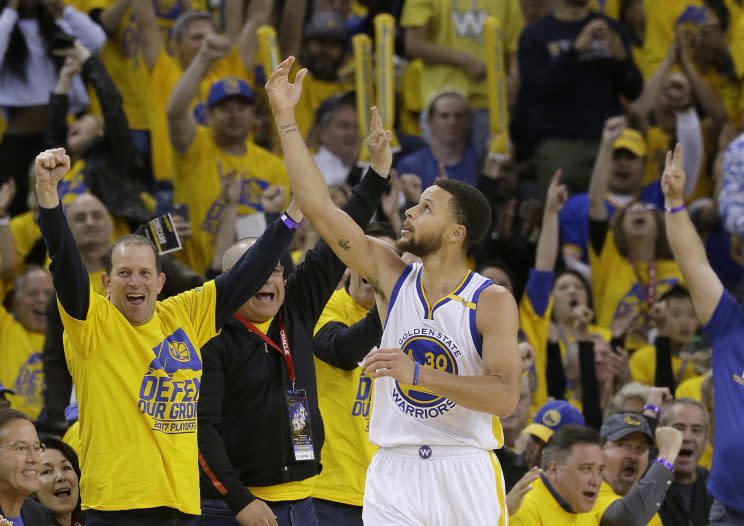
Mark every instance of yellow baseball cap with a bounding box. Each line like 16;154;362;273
613;129;646;157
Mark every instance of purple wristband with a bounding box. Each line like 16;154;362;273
412;361;421;386
655;457;674;472
664;203;686;214
281;212;301;230
644;403;661;416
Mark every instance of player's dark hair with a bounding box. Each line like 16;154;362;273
659;283;692;303
541;425;600;469
434;179;492;250
104;235;161;274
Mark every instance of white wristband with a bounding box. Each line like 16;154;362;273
0;215;9;226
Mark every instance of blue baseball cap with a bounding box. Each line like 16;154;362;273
523;400;585;443
207;77;254;109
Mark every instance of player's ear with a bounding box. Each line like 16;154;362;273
101;272;110;294
449;224;466;245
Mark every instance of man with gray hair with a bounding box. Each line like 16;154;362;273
658;398;714;526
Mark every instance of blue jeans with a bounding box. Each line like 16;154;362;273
710;499;744;526
199;497;318;526
86;508;196;525
314;498;363;526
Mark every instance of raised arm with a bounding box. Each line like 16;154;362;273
35;149;91;320
588;116;626;222
234;0;273;72
97;0;131;34
364;285;521;416
167;34;233;153
535;170;567;271
266;56;406;297
133;0;161;71
662;144;723;324
59;5;106;53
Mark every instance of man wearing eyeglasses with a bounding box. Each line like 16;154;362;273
0;408;49;525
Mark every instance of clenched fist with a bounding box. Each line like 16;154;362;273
35;148;71;209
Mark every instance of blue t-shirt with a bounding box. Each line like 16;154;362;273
394;146;481;189
702;290;744;512
559;182;664;260
6;516;23;526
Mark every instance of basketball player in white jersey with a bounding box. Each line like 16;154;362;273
266;57;522;525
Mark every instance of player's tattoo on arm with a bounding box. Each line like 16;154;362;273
280;122;298;135
338;239;351;251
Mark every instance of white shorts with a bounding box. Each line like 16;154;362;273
362;445;507;526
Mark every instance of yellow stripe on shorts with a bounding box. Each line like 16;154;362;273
489;451;507;526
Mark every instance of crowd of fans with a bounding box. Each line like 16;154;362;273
0;0;743;524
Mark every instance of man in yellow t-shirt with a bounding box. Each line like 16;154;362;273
510;425;603;525
593;413;683;525
0;266;53;420
401;0;522;156
311;222;396;524
34;147;300;522
168;41;290;273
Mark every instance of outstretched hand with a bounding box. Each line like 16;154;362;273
265;56;308;115
367;106;392;176
544;169;567;214
662;143;685;205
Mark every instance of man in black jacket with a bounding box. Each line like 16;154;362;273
658;398;714;526
197;129;391;526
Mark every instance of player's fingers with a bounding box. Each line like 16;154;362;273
549;169;562;189
294;67;308;88
664;150;672;171
673;142;683;169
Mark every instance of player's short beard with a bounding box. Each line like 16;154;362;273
396;233;442;258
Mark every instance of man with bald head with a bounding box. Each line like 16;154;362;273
197;154;390;525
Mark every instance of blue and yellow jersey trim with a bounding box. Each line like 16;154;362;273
415;268;475;320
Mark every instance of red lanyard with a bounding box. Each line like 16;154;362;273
234;314;296;386
632;259;657;311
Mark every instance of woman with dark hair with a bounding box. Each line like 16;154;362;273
520;171;630;425
0;0;105;215
0;408;47;525
36;436;83;526
589;117;684;350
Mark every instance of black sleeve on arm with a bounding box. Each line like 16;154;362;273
197;341;257;514
313;306;382;370
39;204;91;320
286;169;389;326
81;55;140;176
546;341;567;400
45;94;69;149
579;340;602;430
600;463;674;526
654;336;676;394
42;292;73;429
589;219;609;255
213;218;295;329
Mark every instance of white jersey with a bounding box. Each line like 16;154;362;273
369;263;503;450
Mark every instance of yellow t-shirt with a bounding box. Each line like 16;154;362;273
172;126;289;274
628;344;702;387
589;0;620;18
311;288;376;506
511;476;598;526
0;305;45;419
675;373;706;400
148;48;248;182
62;421;82;457
400;0;522;109
590;229;684;350
59;279;218;513
593;480;663;526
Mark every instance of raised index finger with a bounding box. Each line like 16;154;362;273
672;143;683;170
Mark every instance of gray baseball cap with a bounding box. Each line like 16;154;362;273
600;413;653;444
